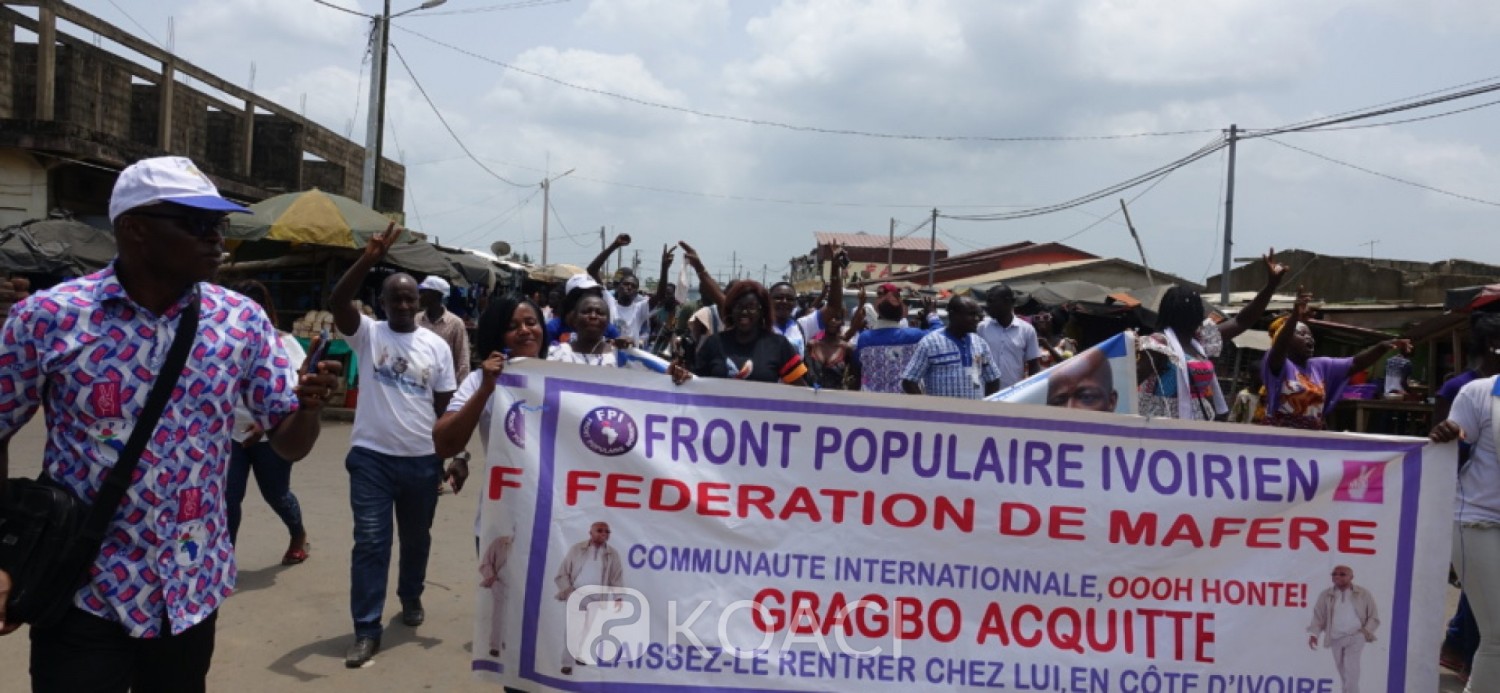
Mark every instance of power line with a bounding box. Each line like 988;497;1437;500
421;185;522;220
103;0;163;47
347;42;369;139
416;152;1031;211
938;229;983;251
1244;80;1500;139
894;217;930;242
1244;73;1500;135
384;112;424;232
941;135;1228;222
938;80;1500;226
407;0;573;17
547;197;593;247
393;25;1220;144
1261;137;1500;208
1267;96;1500;134
388;42;532;188
448;187;541;247
308;0;370;18
1200;146;1229;284
1052;164;1179;247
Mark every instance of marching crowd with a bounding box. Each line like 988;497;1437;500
0;154;1491;692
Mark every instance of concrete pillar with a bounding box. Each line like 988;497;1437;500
158;59;174;151
241;99;255;175
36;1;56;120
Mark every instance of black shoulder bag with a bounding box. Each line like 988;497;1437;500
0;296;199;627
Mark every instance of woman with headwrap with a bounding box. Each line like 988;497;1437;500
1262;289;1410;430
1136;249;1288;420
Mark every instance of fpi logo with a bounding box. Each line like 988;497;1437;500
1334;460;1385;504
504;400;527;448
579;406;638;456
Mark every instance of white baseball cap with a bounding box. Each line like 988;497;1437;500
564;273;600;296
418;275;451;296
108;156;250;223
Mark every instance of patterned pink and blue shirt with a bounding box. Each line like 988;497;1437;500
0;265;300;637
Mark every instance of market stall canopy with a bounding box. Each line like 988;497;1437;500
227;189;398;248
434;245;507;290
220;238;467;287
1446;284;1500;312
0;218;116;276
528;263;587;283
386;239;469;285
968;279;1115;312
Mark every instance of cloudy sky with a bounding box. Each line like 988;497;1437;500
43;0;1500;285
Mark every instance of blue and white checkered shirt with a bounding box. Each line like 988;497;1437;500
900;330;1002;399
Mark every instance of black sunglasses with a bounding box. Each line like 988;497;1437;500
128;210;230;238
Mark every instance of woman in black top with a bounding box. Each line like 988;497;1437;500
670;281;808;385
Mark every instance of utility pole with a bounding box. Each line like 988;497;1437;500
1220;123;1238;305
1119;199;1155;286
762;264;767;285
361;0;448;209
360;1;390;208
1361;240;1379;261
888;217;896;279
538;168;574;266
928;208;939;289
731;251;738;281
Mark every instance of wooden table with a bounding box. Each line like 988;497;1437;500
1339;398;1435;435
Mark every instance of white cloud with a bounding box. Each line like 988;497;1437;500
577;0;729;44
176;0;368;49
482;47;688;124
730;0;968;94
1071;0;1354;86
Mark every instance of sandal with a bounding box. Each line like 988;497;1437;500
282;535;310;565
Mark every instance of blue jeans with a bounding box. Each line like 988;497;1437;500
346;446;441;639
226;441;305;545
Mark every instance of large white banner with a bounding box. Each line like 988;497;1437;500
473;362;1455;693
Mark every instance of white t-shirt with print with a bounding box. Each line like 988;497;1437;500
1451;375;1500;523
448;369;496;450
604;291;651;345
345;315;457;457
547;341;620;368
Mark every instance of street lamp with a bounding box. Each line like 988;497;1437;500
360;0;447;210
540;168;575;266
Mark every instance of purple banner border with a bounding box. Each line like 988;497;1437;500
495;377;1430;693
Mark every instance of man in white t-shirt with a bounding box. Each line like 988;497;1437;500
585;233;675;346
975;283;1040;388
329;224;459;669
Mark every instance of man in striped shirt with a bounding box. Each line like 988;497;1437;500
901;295;1002;399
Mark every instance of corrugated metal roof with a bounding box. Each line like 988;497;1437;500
813;231;947;252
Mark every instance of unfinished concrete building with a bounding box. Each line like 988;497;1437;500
0;0;404;229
